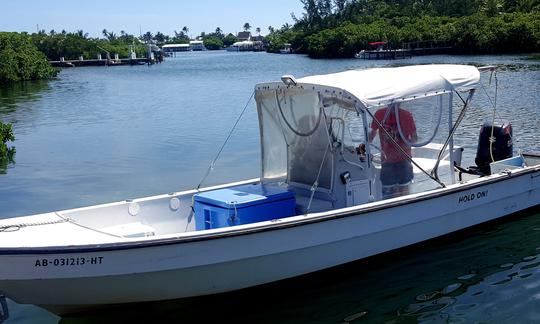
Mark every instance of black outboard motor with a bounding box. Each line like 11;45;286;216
475;121;513;175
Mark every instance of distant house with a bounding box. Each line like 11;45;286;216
237;31;251;41
250;35;265;42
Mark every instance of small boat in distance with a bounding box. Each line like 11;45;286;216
279;43;292;54
0;65;538;316
226;40;264;52
355;41;411;59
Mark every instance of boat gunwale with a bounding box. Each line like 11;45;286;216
1;161;539;255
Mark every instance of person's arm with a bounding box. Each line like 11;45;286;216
368;110;381;143
402;110;417;143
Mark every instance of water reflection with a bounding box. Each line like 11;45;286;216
401;252;540;323
397;207;540;323
0;80;49;174
0;80;50;114
0;122;16;174
0;146;15;174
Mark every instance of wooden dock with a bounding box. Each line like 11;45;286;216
357;49;412;60
356;40;453;60
49;58;154;68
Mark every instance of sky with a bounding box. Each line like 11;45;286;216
0;0;304;37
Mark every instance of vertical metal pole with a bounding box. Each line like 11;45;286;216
447;93;456;184
359;105;375;200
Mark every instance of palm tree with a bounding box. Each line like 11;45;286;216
268;26;275;34
182;26;189;39
76;30;88;38
215;27;222;36
142;31;153;43
256;27;261;36
107;31;117;42
155;31;167;44
243;23;251;32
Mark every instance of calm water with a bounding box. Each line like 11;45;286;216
0;52;539;323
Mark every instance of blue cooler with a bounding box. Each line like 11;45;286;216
194;183;296;230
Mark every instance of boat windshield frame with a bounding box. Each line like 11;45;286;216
255;79;477;192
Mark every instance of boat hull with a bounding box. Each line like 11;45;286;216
1;168;539;314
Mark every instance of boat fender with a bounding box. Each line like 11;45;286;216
128;202;140;216
169;197;181;211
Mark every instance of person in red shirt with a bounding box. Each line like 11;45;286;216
368;103;417;199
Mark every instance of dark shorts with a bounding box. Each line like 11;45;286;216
380;161;413;187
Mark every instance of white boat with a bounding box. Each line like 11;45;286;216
354;49;366;58
0;65;539;316
189;40;206;51
226;40;263;52
279;43;292;54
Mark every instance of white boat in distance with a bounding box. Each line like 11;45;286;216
1;65;539;316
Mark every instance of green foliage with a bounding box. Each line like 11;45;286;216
266;25;305;53
31;30;147;61
222;33;239;47
275;0;540;58
0;32;57;84
0;121;15;173
203;36;224;50
169;31;190;44
452;12;540;53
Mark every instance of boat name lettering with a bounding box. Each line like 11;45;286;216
458;190;488;203
34;256;103;267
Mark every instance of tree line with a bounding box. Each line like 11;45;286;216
0;22;269;84
267;0;540;58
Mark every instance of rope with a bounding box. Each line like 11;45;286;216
196;91;255;191
276;90;323;137
478;71;510;163
305;143;330;215
0;212;125;238
488;73;498;162
0;213;71;232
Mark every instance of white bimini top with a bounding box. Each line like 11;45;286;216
297;64;480;108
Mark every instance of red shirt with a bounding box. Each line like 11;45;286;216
371;107;416;163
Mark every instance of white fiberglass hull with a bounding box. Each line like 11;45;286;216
0;167;539;315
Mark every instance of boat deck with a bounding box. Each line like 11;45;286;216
0;213;125;248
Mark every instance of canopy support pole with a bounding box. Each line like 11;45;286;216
432;90;475;181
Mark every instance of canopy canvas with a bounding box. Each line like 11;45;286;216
296;64;480;108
